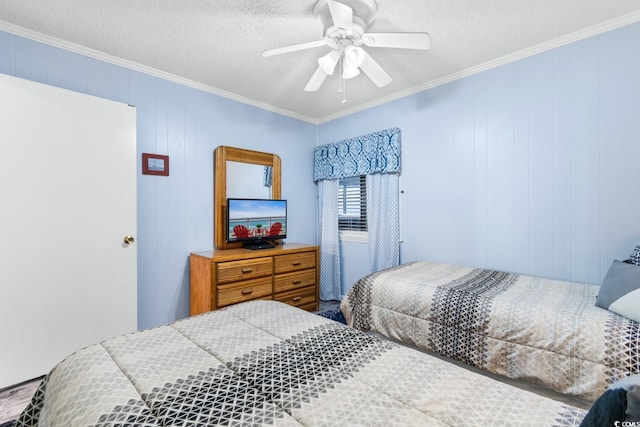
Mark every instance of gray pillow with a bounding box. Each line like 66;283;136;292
610;375;640;422
628;385;640;422
596;260;640;323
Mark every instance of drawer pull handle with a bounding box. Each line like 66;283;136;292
292;296;302;302
292;261;301;266
292;280;302;285
241;289;253;295
241;268;253;274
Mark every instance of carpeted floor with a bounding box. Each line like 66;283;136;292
315;305;347;325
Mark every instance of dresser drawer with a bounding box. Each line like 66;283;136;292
217;277;272;307
216;257;272;284
274;285;316;308
274;251;316;274
274;269;316;293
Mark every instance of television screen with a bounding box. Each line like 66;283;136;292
226;198;287;245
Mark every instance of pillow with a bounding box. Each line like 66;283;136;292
596;260;640;323
580;374;640;427
629;243;640;266
629;385;640;422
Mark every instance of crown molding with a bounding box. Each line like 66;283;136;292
316;10;640;123
3;9;640;126
0;20;319;124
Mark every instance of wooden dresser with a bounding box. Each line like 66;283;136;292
190;243;320;315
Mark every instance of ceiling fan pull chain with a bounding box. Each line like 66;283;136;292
338;56;344;93
342;81;347;104
338;55;347;103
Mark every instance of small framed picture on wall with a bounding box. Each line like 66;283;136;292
142;153;169;176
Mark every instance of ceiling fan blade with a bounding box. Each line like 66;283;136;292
328;0;353;35
263;39;328;57
362;33;431;50
359;51;392;87
304;66;329;91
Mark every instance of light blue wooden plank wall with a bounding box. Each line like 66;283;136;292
318;21;640;292
600;24;640;273
4;18;640;307
570;37;600;285
0;31;318;329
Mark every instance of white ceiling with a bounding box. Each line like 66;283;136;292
1;1;640;124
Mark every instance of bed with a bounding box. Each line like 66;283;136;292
341;261;640;403
16;299;587;426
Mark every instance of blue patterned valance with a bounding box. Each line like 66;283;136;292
313;128;401;182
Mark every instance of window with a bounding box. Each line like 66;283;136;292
338;175;367;232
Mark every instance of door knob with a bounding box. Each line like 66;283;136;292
123;235;135;245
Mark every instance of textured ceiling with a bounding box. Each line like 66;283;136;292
1;0;640;123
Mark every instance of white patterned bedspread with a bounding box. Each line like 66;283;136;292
341;261;640;402
17;300;585;426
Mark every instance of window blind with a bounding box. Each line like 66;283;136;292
338;175;367;231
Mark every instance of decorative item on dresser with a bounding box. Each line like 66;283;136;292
190;243;319;314
214;145;281;250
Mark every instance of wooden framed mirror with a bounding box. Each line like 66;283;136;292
214;146;281;249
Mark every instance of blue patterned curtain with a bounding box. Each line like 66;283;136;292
313;128;400;181
317;179;341;300
367;173;400;271
315;128;401;300
263;166;272;187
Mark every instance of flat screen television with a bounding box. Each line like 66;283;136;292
226;198;287;249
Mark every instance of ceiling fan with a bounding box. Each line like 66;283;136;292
262;0;430;97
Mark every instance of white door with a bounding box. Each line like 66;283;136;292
0;73;137;388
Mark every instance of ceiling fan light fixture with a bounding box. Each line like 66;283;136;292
342;64;360;79
344;45;365;68
318;50;341;75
